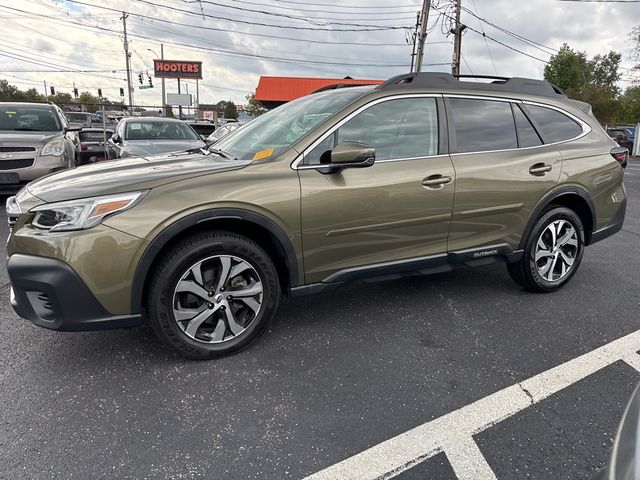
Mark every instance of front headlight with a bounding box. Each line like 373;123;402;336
6;196;21;216
41;139;65;157
30;191;146;232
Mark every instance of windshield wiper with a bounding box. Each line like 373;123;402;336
201;147;237;160
13;128;44;131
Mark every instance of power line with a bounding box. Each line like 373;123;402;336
6;5;420;69
10;2;412;47
470;0;497;75
262;0;422;9
179;0;415;27
116;0;412;31
227;0;420;16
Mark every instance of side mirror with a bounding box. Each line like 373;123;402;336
330;141;375;168
111;134;121;143
64;123;83;132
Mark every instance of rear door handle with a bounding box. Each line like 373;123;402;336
422;175;452;188
529;163;552;176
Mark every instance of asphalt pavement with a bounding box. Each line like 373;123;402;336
0;161;639;479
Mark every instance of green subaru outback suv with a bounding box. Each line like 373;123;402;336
5;73;628;359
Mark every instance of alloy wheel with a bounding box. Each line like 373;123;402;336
534;219;579;282
172;255;263;343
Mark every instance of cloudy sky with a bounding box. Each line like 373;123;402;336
0;0;638;107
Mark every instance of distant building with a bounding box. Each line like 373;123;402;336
254;76;383;109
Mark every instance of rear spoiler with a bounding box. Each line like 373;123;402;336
571;99;593;116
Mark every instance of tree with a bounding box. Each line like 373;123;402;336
77;91;102;112
589;51;622;91
216;100;238;119
48;92;74;106
244;94;266;117
19;88;45;103
620;86;640;124
0;79;20;102
544;44;590;92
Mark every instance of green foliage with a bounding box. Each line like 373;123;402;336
544;44;590;91
216;100;238;119
244;94;266;117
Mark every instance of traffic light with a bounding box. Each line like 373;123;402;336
97;88;102;98
73;88;78;98
138;73;143;85
120;87;125;97
50;86;55;95
148;74;153;87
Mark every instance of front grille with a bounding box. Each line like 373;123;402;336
0;146;36;152
0;158;34;169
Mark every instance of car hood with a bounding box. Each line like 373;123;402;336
122;139;205;156
0;131;61;146
26;151;251;203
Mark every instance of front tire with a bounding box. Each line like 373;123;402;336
508;207;585;292
146;231;280;359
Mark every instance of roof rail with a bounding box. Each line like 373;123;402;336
311;83;372;94
375;72;566;99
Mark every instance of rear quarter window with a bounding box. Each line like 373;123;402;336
523;105;583;143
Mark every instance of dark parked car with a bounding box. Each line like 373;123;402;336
607;128;634;152
106;117;205;159
185;120;216;140
76;128;113;165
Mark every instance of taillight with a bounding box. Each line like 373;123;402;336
80;144;88;151
611;146;628;169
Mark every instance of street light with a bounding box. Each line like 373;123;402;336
147;46;165;116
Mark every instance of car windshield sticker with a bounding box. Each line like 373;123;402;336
253;148;274;161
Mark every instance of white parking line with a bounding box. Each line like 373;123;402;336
304;330;640;480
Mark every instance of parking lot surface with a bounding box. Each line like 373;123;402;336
0;161;639;480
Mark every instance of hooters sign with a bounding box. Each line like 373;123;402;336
153;60;203;79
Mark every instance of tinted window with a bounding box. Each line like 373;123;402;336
307;97;438;164
513;105;542;148
523;105;582;143
450;99;517;153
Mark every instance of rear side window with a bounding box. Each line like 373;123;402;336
523;105;582;143
513;105;542;148
450;98;517;153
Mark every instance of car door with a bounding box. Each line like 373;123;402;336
298;95;455;284
445;96;562;252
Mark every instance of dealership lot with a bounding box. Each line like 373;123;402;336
0;161;638;480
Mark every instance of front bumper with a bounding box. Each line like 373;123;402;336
7;253;142;331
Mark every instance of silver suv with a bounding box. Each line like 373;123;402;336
0;103;81;193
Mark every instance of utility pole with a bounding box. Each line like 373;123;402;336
451;0;466;76
121;12;134;111
160;44;165;116
409;11;420;72
415;0;431;72
43;80;48;102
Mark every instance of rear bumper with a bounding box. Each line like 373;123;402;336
590;197;627;245
7;253;142;332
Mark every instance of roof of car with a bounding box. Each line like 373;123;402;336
0;102;56;107
120;116;183;123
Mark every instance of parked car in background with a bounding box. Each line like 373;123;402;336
106;117;205;159
76;128;113;165
0;102;81;193
607;127;634;152
206;122;241;145
64;112;93;128
185;120;216;140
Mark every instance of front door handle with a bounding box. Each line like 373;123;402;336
529;163;552;176
422;175;452;188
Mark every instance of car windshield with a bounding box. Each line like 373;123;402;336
0;105;62;132
214;88;368;161
125;120;200;141
65;112;92;127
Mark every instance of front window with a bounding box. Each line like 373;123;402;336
125;121;200;141
0;105;62;132
306;97;439;165
214;88;368;161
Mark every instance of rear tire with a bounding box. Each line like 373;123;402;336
508;207;585;292
146;231;280;359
